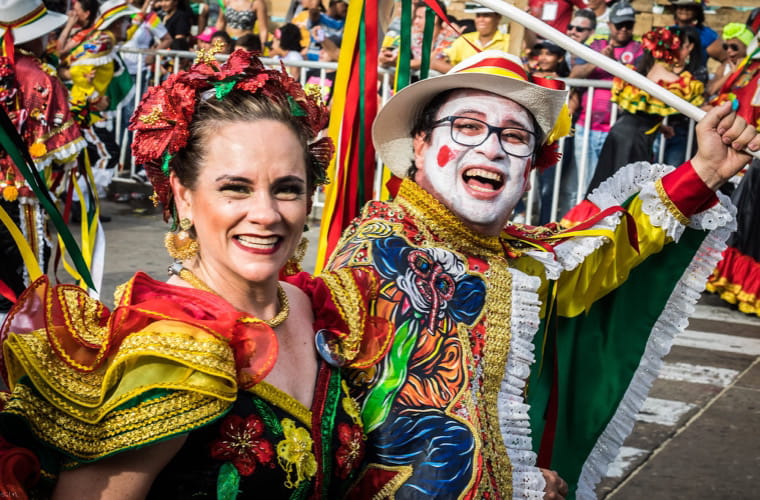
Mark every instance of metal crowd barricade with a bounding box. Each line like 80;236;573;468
113;47;697;224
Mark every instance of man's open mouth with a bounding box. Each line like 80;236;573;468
463;168;505;192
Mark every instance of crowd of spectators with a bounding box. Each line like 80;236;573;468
41;0;760;222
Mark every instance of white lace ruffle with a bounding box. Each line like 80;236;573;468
34;137;86;171
638;178;734;241
574;206;737;499
552;162;734;274
498;267;546;499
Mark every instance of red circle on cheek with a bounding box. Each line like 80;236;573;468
437;145;456;167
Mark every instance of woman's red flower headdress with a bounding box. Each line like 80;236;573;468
129;49;333;221
641;27;682;64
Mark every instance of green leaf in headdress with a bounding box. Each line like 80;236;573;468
161;152;172;175
287;96;307;117
214;79;237;100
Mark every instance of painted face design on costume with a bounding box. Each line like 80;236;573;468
414;90;536;236
372;236;486;331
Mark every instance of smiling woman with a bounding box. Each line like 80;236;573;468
0;51;367;498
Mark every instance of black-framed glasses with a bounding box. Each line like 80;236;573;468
433;116;537;158
723;43;742;51
613;21;634;30
568;24;592;32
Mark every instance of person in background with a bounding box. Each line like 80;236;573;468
528;40;569;224
235;32;262;53
0;0;85;323
378;1;447;77
586;0;610;38
216;0;268;49
659;25;706;166
121;0;173;90
304;34;340;106
441;5;508;70
160;0;193;39
530;39;570;78
582;27;705;194
528;0;587;34
554;8;597;216
668;0;721;66
210;29;234;54
704;29;760;317
565;8;596;71
321;0;347;38
271;23;304;80
291;0;343;61
56;0;99;57
68;0;140;208
706;23;752;97
569;1;642;196
188;0;209;34
195;25;218;50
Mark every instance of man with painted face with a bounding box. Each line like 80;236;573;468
321;50;759;499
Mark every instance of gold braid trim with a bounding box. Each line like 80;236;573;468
350;464;413;500
250;382;312;429
395;180;504;257
319;267;367;363
3;383;230;462
479;259;514;497
655;178;691;226
4;324;237;416
394;179;515;496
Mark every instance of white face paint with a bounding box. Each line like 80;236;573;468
413;90;535;236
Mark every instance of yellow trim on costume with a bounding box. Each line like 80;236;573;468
250;382;312;429
3;383;229;462
655;178;690;226
0;203;42;281
535;197;672;318
352;464;414;499
612;72;705;117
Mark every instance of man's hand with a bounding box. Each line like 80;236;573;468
541;468;568;500
691;101;760;190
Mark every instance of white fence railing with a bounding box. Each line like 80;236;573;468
114;48;697;224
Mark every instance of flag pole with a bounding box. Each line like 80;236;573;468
475;0;760;159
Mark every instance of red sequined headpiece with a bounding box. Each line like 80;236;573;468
641;27;682;64
129;49;333;221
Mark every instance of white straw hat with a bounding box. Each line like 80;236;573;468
372;50;568;178
0;0;67;45
93;0;139;31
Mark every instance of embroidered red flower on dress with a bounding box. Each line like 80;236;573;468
334;422;364;478
210;414;275;476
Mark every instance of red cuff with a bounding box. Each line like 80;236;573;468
661;161;719;217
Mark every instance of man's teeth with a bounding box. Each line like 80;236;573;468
237;235;278;248
466;168;503;182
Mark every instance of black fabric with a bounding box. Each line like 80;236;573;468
729;159;760;261
163;9;193;39
0;200;25;312
587;112;662;194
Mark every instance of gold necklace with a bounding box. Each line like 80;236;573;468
170;264;290;328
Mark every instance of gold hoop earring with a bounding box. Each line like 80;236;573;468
165;218;199;260
283;237;309;276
